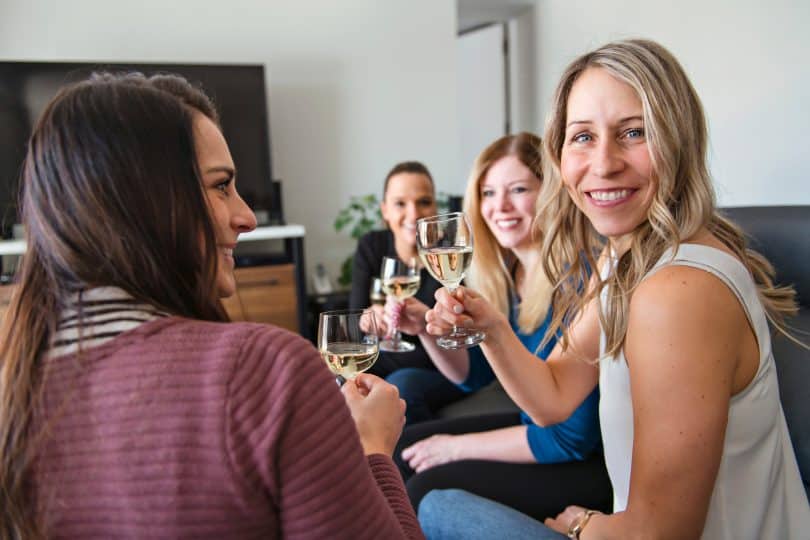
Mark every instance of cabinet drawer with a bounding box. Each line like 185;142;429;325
233;264;298;332
233;264;296;287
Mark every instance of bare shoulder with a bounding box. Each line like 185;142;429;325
626;263;748;380
630;264;743;326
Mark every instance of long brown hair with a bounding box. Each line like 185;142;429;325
463;132;551;333
0;72;228;538
538;39;798;360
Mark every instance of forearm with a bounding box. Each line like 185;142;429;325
580;508;690;540
454;425;535;463
478;320;574;425
417;331;469;384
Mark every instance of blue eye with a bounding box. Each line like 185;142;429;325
481;189;494;198
572;133;592;143
625;127;644;139
512;186;528;194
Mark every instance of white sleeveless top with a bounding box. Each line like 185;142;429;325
599;244;810;539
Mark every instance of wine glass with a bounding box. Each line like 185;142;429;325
416;212;485;349
369;277;386;307
318;308;379;383
379;256;420;352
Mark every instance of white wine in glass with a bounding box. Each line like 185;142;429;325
379;256;420;352
416;212;485;349
318;309;379;381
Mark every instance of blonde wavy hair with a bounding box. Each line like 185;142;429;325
463;132;552;334
537;39;798;359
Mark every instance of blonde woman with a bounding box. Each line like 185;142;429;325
392;133;609;522
419;39;810;539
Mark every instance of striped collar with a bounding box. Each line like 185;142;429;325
48;287;169;358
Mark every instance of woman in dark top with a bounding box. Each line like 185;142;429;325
350;162;465;422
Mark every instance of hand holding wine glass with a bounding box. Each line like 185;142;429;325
424;285;508;338
318;309;380;382
341;374;406;456
379;256;420;352
416;212;485;349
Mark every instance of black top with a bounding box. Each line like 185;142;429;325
349;229;442;377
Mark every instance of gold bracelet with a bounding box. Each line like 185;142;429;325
567;509;600;539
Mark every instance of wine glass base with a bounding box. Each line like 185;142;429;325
379;339;416;353
436;329;486;350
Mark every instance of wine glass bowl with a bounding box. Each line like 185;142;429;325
318;309;380;380
416;212;485;349
379;256;420;352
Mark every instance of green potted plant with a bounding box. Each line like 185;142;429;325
333;194;383;288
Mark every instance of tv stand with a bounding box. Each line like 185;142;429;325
0;224;308;337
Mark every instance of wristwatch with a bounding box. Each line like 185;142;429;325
567;509;599;539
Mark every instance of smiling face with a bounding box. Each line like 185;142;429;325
560;67;655;250
479;155;541;251
193;113;257;297
380;172;436;251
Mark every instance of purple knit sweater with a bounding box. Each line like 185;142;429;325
31;317;424;539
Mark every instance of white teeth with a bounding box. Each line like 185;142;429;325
497;219;519;228
590;189;631;201
222;248;233;256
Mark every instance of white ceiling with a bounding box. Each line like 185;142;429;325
457;0;536;33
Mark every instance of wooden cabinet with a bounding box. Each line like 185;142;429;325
0;265;300;333
223;264;299;332
0;225;307;336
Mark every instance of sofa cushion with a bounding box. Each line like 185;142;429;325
437;380;519;420
723;206;809;499
771;311;810;499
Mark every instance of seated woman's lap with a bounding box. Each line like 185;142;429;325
385;367;467;425
395;413;612;521
408;451;611;522
418;489;569;540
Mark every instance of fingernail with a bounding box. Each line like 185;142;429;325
453;305;463;314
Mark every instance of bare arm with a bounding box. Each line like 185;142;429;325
426;286;600;425
553;265;752;539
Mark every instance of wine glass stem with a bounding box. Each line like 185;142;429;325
446;285;459;337
392;300;402;346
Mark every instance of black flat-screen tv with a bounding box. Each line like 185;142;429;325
0;61;280;239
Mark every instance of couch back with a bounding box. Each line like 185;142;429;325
722;206;810;499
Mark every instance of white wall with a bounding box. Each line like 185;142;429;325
534;0;810;206
508;8;538;135
0;0;460;283
457;24;506;184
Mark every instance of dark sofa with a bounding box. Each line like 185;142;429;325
722;206;810;499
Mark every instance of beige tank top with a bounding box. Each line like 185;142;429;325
599;243;810;539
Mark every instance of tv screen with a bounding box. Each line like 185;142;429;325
0;61;278;239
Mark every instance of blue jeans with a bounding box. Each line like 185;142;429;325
386;368;466;425
418;489;568;540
